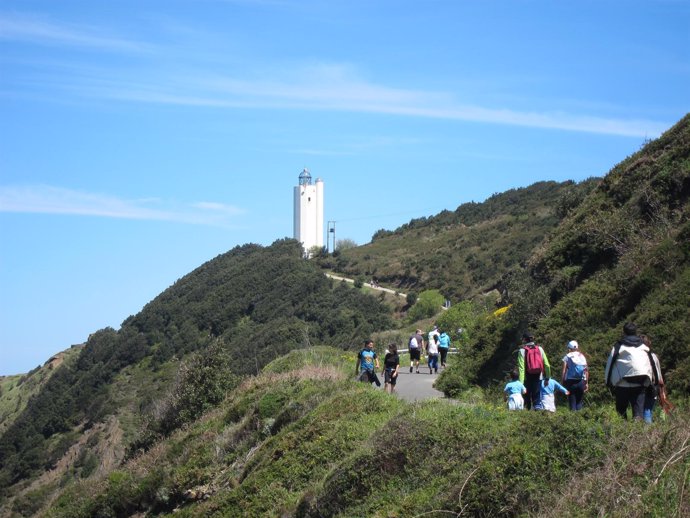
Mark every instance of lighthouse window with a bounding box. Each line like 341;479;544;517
308;197;311;201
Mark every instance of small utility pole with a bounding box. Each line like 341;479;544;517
328;221;336;253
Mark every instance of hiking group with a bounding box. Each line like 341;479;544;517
506;332;573;413
355;325;452;394
407;325;451;375
355;321;668;421
506;322;670;421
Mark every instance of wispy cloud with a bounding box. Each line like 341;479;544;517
0;13;151;53
70;63;669;138
286;148;354;156
0;185;245;226
0;14;669;138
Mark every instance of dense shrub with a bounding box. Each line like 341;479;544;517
407;289;445;321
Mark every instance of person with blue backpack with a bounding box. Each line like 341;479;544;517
517;332;551;410
561;340;589;411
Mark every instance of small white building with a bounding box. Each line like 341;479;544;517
293;168;324;256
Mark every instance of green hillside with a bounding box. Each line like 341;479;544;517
0;347;82;437
531;115;690;394
0;240;391;500
22;347;690;518
321;178;600;302
431;113;690;402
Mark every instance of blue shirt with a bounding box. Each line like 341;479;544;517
504;380;526;395
358;348;377;372
438;333;451;349
541;378;568;396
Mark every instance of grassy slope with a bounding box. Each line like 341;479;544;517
0;347;82;436
429;114;690;402
325;180;598;301
38;347;689;518
531;114;690;398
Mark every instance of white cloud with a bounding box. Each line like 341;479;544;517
0;185;245;226
0;13;150;53
0;13;670;138
193;201;244;215
88;64;669;138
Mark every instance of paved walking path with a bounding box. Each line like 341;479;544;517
325;273;407;298
331;270;451;402
392;366;446;402
361;364;448;402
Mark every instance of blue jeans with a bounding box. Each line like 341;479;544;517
428;354;439;371
643;385;657;423
564;379;586;411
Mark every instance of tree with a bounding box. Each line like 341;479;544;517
336;238;357;251
435;300;480;345
408;290;445;321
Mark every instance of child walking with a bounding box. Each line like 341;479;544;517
382;344;400;394
540;378;570;412
504;370;527;410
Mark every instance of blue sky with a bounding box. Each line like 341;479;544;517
1;0;688;375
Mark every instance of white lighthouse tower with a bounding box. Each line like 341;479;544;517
293;168;324;256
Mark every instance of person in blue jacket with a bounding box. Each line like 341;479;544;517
438;329;451;368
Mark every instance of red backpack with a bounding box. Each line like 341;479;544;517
525;344;544;375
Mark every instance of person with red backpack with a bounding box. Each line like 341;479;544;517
517;332;551;410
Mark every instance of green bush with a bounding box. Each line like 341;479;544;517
408;289;445;321
11;483;55;517
435;300;481;345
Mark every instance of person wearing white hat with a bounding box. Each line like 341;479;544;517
561;340;589;410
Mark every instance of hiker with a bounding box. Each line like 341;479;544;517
408;329;424;373
605;322;659;420
540;378;570;412
504;370;527;410
356;340;381;387
561;340;589;411
517;332;551;410
640;335;665;423
427;332;439;374
438;329;451;368
428;325;440;353
382;343;400;394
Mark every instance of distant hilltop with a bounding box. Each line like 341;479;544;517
44;344;84;371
